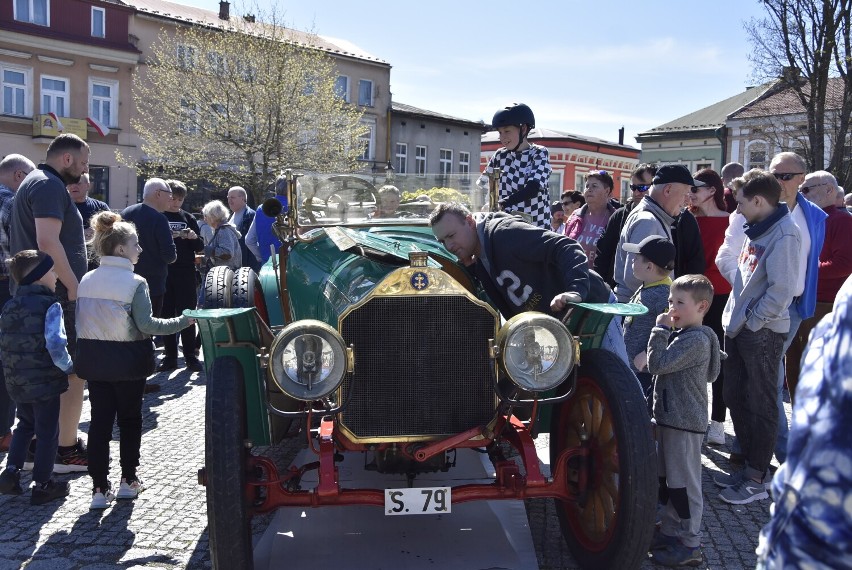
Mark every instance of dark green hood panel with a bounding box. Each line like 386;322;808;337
286;226;454;327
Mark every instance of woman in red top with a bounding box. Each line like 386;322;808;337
689;168;731;446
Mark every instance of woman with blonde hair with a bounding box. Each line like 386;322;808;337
75;211;193;510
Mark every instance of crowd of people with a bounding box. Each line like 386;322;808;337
0;134;268;510
441;103;852;568
1;105;851;566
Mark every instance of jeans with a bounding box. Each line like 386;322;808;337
162;267;199;360
774;308;802;463
5;397;60;483
87;379;146;490
0;282;15;435
723;328;784;474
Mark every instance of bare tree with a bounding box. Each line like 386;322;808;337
122;8;366;203
745;0;852;187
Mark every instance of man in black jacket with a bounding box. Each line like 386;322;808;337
430;202;628;362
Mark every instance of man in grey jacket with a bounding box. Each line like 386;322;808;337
614;165;705;302
713;169;800;505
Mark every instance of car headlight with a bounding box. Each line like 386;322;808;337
268;320;351;401
495;313;576;392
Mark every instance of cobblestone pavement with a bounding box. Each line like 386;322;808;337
0;357;781;569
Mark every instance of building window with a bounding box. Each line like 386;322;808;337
177;44;196;70
695;162;713;171
207;52;226;77
180;98;199;135
40;75;68;117
14;0;49;26
746;143;767;170
395;143;407;174
459;151;470;182
575;173;585;192
439;149;453;181
2;64;31;117
358;79;373;107
359;122;375;160
91;6;105;37
88;166;109;204
415;145;426;177
89;78;118;128
549;172;563;195
335;76;349;102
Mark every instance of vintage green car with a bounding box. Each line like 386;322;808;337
190;171;656;569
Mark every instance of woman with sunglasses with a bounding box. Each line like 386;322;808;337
564;170;617;266
688;168;732;447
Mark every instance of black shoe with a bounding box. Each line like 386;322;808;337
31;479;70;505
157;359;178;372
0;467;23;495
185;359;203;373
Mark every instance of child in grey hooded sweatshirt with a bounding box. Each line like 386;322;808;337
646;275;722;567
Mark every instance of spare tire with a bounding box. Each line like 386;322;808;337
231;267;270;325
202;266;234;309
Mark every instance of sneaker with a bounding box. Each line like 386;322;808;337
90;486;115;510
116;478;144;499
650;541;703;567
54;439;88;474
185;358;203;373
31;479;70;505
706;420;726;446
649;528;681;552
719;478;769;504
0;432;11;453
0;467;23;495
157;359;177;372
713;469;745;488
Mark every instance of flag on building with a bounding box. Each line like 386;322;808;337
86;116;110;137
48;112;64;132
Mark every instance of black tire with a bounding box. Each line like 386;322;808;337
549;349;656;569
232;267;270;325
206;356;253;570
203;266;234;309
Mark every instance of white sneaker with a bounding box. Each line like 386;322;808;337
116;478;144;500
706;421;726;445
90;487;115;510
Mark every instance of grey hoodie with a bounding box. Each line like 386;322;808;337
721;205;800;337
204;221;242;271
647;324;723;433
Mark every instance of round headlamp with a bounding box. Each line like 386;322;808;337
268;320;350;401
495;313;576;392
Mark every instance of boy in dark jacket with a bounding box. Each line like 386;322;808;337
646;274;722;567
0;251;74;505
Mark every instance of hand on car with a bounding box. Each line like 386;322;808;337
550;291;582;312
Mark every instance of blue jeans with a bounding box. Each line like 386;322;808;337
723;328;784;474
5;397;60;484
0;282;14;436
774;308;802;463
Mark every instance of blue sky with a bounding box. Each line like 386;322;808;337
180;0;770;148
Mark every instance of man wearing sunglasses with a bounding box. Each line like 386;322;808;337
594;164;655;287
785;170;849;400
613;165;706;302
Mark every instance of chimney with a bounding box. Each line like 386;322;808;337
218;1;229;20
618;126;625;146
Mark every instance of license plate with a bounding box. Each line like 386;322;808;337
384;487;451;515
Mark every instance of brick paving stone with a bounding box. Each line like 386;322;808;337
0;361;785;569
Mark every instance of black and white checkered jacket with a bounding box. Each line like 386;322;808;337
483;144;552;229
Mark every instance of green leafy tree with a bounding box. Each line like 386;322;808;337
123;9;366;203
745;0;852;187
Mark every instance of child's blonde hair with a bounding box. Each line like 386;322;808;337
90;211;137;259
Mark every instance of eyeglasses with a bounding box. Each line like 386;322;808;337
561;201;574;206
158;188;173;194
630;184;651;192
773;172;804;181
800;181;829;194
689;186;705;194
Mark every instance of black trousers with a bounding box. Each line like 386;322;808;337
706;293;729;422
87;379;146;490
162;267;198;360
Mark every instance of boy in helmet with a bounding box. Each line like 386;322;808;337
482;103;552;230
